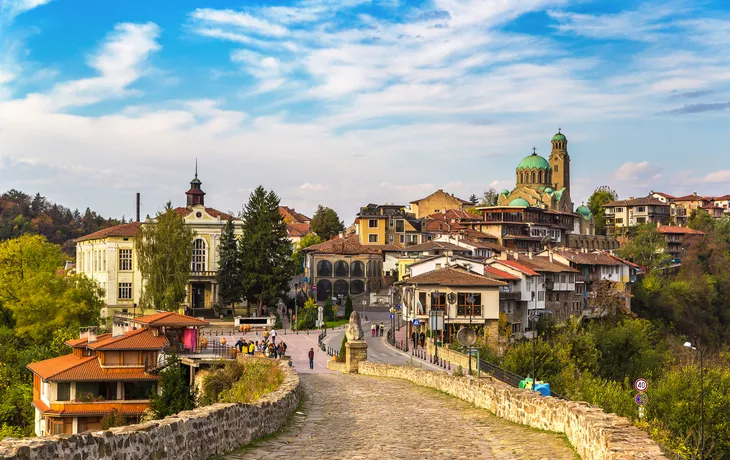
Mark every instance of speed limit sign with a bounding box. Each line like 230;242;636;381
634;378;648;392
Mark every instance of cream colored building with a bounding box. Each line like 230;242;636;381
409;189;473;219
75;172;242;320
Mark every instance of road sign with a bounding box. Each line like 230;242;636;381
638;406;645;419
389;314;393;319
635;393;648;405
634;378;648;392
302;277;308;283
412;319;420;326
312;285;317;292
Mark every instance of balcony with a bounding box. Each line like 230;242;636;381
545;280;554;290
190;270;216;278
45;400;150;416
499;291;521;300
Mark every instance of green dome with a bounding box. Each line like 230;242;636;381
500;188;510;196
544;187;553;194
576;205;592;220
552;132;566;141
509;198;530;207
517;153;550;171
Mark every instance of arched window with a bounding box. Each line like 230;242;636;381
192;239;207;272
316;280;331;302
531;172;536;183
350;280;365;295
366;260;375;278
351;261;364;277
317;260;332;277
538;170;543;183
334;260;349;277
333;280;349;298
554;164;559;172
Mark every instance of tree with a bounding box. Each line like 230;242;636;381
479;188;499;207
587;186;618;235
136;203;195;312
240;186;296;316
149;355;196;419
292;233;323;274
468;194;478;203
688;208;714;233
323;297;335;322
296;297;317;330
216;219;243;315
344;294;353;319
338;334;347;362
310;205;345;240
617;223;669;271
587;280;629;318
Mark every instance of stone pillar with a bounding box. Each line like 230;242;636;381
345;340;368;373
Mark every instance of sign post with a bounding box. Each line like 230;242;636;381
634;378;648;419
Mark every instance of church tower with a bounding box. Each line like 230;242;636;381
185;161;206;207
548;129;570;195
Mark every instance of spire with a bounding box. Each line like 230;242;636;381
195;158;198;179
186;161;205;206
532;146;537;155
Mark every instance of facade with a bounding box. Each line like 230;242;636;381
657;225;704;258
409;189;473;219
603;197;670;234
355;204;426;247
75;171;243;320
397;267;505;349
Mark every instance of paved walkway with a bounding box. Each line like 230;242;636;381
223;373;576;459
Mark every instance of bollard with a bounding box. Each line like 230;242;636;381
448;361;451;371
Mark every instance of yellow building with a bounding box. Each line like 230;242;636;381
409;189;473;219
75;170;242;320
355;204;427;247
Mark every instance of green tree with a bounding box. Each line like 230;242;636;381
479;188;499;206
310;205;345;241
136;203;195;312
344;294;353;319
688;208;714;233
468;194;478;203
587;186;618;235
216;218;243;315
338;334;348;362
240;187;296;316
296;297;317;330
323;297;335;322
149;355;196;419
617;223;669;271
291;233;323;274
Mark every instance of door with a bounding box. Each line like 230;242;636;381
191;283;205;309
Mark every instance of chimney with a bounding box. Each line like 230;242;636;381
528;249;533;259
112;321;126;337
548;251;554;263
80;326;98;343
136;193;141;222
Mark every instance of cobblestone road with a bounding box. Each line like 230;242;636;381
224;373;576;460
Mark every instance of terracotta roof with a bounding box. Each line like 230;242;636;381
427;209;481;221
279;206;311;223
286;222;310;238
506;255;578;273
401;241;468;252
134;311;210;327
651;192;676;199
65;333;112;348
302;236;382;255
29;353;159;382
551;250;623;266
674;194;711;202
657;226;704;235
75;222;141;242
397;267;505;287
410;190;472;205
370;244;402;252
714;194;730;201
484;266;520;281
28;354;96;381
87;328;169;351
603;197;667;207
492;260;540;276
33;400;150;416
175;206;237;221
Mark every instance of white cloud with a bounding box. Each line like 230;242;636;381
0;0;52;21
190;8;288;37
300;182;329;192
702;170;730;184
613;161;656;182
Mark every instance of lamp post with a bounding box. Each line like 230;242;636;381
467;294;475;375
684;339;705;460
294;283;299;334
433;289;439;362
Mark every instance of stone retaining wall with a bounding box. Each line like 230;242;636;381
0;362;301;460
359;362;666;460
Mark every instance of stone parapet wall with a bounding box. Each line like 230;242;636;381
358;362;666;460
425;341;477;371
327;360;348;373
0;363;301;460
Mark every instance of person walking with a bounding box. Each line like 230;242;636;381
270;327;277;344
248;341;255;355
235;338;245;353
379;322;384;337
371;323;376;337
308;348;315;369
411;331;417;349
419;331;426;348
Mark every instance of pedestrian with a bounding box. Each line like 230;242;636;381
248;341;255;355
281;342;288;355
235;337;244;353
419;332;425;348
308;348;315;369
270;327;277;344
371;323;376;337
379;322;384;337
411;331;417;349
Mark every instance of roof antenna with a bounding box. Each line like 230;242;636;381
195;158;198;178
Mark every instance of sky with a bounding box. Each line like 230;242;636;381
0;0;729;224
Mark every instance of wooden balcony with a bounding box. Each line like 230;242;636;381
44;400;149;416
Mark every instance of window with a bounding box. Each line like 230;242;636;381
431;292;446;311
124;382;156;400
554;165;558;172
576;284;585;295
457;293;482;316
399;235;405;244
560;274;566;283
616;218;624;224
538;291;544;301
616;207;623;212
56;383;71;401
118;283;132;300
637;217;646;224
569;274;575;283
192;239;207;272
389;219;394;229
638;206;646;212
102;251;106;271
118;249;132;271
368;234;378;243
368;219;378;228
395;220;405;233
389;234;394;243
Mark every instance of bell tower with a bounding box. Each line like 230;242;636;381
548;128;570;194
185;160;206;207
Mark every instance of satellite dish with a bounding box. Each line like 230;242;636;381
457;326;476;347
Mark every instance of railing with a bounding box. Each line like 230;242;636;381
176;339;237;361
478;358;568;400
190;270;217;278
318;329;327;352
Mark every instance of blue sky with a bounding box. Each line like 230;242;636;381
0;0;729;223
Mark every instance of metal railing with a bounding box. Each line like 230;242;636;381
318;329;327;352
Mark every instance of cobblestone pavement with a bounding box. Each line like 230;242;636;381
224;373;576;460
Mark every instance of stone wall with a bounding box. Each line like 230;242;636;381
0;362;301;460
425;341;477;371
358;362;666;460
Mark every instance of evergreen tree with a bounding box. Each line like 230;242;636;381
344;294;353;319
468;194;478;203
216;218;243;315
240;186;295;316
149;355;196;419
136;202;195;312
323;296;335;322
310;205;345;240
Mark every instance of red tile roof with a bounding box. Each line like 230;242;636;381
551;250;623;266
505;255;578;273
286;222;310;238
484;266;520;281
33;400;150;416
674;194;711;202
657;225;704;235
65;333;112;348
28;353;159;382
86;328;169;351
652;192;676;199
28;354;96;381
410;190;472;205
134;311;210;327
75;222;141;242
175;206;237;221
279;206;311;223
492;260;539;276
398;267;506;287
427;209;481;221
302;236;382;255
401;241;467;252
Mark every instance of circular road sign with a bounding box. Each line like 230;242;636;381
634;378;648;392
635;393;648;405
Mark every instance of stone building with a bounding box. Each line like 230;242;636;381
355;203;426;247
409;189;473;219
603;197;670;234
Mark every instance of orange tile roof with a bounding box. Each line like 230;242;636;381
492;260;540;276
505;255;577;273
398;267;506;287
28;354;96;381
33;400;149;416
65;333;112;348
134;311;210;327
28;353;159;382
87;328;169;350
302;235;382;255
279;206;311;223
75;222;141;242
175;206;238;221
657;225;704;235
287;222;310;238
484;266;520;281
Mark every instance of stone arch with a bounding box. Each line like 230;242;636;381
334;260;349;277
317;260;332;277
531;171;536;183
538;170;543;183
333;279;349;298
316;279;331;302
350;279;365;295
351;261;364;277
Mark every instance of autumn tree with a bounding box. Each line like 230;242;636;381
617;223;669;271
216;218;243;315
587;186;618;235
310;205;345;241
136;203;195;312
291;232;323;274
688;208;714;232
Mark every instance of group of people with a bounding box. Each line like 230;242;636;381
370;322;385;337
411;331;426;349
234;328;288;359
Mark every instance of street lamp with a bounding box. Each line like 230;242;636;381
467;294;475;375
294;283;299;334
433;289;439;363
684;339;705;460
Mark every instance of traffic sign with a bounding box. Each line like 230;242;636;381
302;277;308;283
635;393;648;405
312;285;317;292
389;313;393;319
634;378;648;392
412;319;420;326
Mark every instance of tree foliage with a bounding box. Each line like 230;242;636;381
149;355;196;419
587;186;618;235
344;294;353;319
617;223;669;271
323;296;335;322
292;232;323;274
240;187;295;316
296;297;317;330
136;203;195;312
310;205;345;241
688;208;714;233
479;188;500;206
216;219;243;313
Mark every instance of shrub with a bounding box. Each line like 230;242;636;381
454;365;463;377
323;297;335;322
337;334;347;362
101;409;128;430
344;295;353;319
200;360;244;405
219;359;284;404
149;355;196;419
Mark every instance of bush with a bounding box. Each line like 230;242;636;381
200;360;244;405
101;409;128;430
149;355;196;419
323;297;335;322
344;295;353;319
219;359;284;404
296;297;317;330
337;334;347;362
